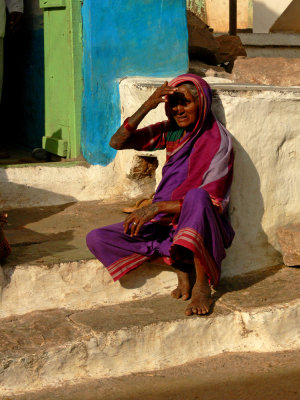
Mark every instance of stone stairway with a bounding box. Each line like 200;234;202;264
0;201;300;397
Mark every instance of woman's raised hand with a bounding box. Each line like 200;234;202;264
144;81;177;111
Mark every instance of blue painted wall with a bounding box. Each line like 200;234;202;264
81;0;188;165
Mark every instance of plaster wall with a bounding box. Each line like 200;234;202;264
253;0;292;33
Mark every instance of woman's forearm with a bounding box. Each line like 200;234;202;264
155;200;181;215
109;82;177;150
109;101;152;150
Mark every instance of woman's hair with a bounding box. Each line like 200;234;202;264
178;82;199;100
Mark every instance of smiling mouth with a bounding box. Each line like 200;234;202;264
176;115;188;121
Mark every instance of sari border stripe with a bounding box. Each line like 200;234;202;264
108;254;150;281
173;227;219;287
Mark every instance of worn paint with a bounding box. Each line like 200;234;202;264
81;0;188;165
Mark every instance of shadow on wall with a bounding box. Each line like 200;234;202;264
212;91;282;277
253;2;284;33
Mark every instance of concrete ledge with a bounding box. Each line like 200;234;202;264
239;33;300;57
0;269;300;395
239;33;300;47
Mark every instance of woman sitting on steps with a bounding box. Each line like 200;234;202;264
86;74;235;316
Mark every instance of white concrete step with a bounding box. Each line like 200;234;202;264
0;282;299;397
0;201;178;318
0;258;177;318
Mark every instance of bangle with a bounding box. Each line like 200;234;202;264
123;117;136;133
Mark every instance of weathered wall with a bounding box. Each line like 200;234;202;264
81;0;188;165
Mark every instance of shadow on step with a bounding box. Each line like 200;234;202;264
0;179;78;288
119;260;175;290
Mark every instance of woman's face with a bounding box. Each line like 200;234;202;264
169;85;199;130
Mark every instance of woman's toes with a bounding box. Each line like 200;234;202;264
171;287;181;299
185;306;193;316
181;292;189;301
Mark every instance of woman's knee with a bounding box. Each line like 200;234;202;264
86;228;106;251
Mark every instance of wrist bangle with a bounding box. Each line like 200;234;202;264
123;117;136;133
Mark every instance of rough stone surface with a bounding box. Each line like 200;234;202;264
232;57;300;86
128;155;158;180
277;224;300;266
187;10;220;64
7;350;300;400
189;60;232;81
0;265;300;395
215;35;247;64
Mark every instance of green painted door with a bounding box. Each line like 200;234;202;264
40;0;82;158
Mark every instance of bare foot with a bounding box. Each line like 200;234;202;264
185;281;213;316
171;270;191;301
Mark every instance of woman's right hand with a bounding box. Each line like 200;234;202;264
144;81;177;111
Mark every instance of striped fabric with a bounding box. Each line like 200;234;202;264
107;253;149;282
173;227;219;287
133;121;185;162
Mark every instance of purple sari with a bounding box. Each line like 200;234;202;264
86;74;234;287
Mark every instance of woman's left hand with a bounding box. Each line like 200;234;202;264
124;204;159;237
